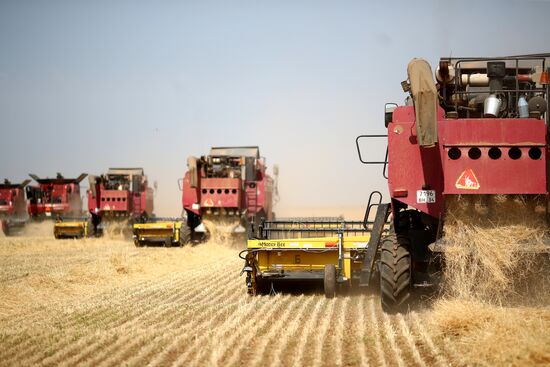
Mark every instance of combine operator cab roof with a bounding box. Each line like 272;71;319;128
0;179;31;189
107;168;145;176
209;146;260;159
29;173;87;185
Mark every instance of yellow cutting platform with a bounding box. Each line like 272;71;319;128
54;219;91;239
132;220;187;247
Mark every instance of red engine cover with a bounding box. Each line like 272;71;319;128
388;106;548;218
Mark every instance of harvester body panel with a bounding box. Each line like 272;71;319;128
199;178;242;209
388;106;548;218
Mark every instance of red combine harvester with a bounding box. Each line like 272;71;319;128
0;179;30;235
88;168;154;231
356;54;550;312
181;146;277;241
26;173;87;220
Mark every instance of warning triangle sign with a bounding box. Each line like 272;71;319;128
455;169;480;190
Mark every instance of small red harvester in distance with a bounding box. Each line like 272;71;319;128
88;168;154;229
54;168;154;239
132;146;278;246
0;179;31;235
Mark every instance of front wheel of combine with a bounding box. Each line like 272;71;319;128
379;233;411;314
249;275;270;296
1;220;9;237
179;223;191;247
324;264;337;298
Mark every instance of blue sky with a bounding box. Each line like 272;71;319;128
1;0;549;215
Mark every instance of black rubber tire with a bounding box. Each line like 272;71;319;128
134;240;142;247
164;239;172;248
379;233;412;314
2;221;10;237
251;275;270;296
324;264;337;298
179;224;191;247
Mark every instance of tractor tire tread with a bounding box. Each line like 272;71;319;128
379;233;412;314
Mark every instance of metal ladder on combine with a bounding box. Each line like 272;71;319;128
132;194;142;219
246;183;258;214
359;191;391;288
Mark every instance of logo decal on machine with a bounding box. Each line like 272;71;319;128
455;169;480;190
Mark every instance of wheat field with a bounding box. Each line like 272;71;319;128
1;232;549;366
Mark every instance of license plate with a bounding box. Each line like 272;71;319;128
416;190;436;203
45;212;52;217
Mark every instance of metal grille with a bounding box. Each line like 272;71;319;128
257;218;375;240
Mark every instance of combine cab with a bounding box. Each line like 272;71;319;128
0;179;30;235
26;173;87;220
353;54;550;312
89;168;154;230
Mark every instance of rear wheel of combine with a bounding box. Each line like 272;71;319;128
380;233;411;314
324;264;337;298
164;238;172;248
134;240;142;247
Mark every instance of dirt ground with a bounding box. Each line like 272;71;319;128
1;233;549;366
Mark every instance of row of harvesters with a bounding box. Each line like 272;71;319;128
240;53;550;313
132;146;278;247
3;146;279;245
0;173;86;235
0;169;154;238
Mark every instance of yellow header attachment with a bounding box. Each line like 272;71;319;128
132;219;187;247
54;219;90;239
248;235;371;250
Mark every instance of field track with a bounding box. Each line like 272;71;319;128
1;235;549;366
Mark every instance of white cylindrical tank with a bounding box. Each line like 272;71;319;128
518;95;529;118
484;94;502;117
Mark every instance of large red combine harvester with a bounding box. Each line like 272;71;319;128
26;173;87;220
88;168;154;229
0;179;30;235
355;53;550;312
182;146;277;240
